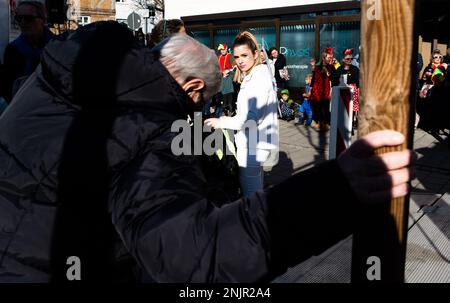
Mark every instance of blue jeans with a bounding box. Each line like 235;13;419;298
298;100;313;124
239;154;263;198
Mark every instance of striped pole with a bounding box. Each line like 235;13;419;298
329;86;354;160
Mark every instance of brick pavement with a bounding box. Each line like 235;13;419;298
267;120;450;283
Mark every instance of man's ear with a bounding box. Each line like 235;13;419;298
182;78;205;102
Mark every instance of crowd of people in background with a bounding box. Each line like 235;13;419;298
275;47;360;133
2;3;447;139
201;43;362;135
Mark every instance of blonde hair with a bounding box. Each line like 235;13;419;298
233;66;244;84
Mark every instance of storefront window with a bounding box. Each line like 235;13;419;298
319;21;361;61
280;13;317;21
280;24;316;88
191;30;210;47
245;27;276;51
322;10;360;16
214;29;240;52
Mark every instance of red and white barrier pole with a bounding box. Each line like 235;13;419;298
329;85;353;160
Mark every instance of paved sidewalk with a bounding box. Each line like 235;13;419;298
266;120;450;283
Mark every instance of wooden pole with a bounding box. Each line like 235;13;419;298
275;18;281;51
352;0;417;283
314;17;321;60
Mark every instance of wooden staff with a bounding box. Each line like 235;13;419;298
352;0;417;282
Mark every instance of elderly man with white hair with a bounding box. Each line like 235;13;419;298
0;21;413;283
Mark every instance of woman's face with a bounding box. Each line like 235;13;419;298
271;49;279;59
325;54;334;65
233;44;258;74
433;54;443;65
343;55;353;66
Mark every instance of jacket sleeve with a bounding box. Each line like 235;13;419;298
219;96;250;130
109;132;358;282
279;54;287;68
220;69;272;131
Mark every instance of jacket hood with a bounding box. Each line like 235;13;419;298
39;21;190;119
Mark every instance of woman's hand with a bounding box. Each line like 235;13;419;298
337;130;415;204
204;118;221;129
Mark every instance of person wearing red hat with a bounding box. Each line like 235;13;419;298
310;47;340;131
217;43;236;116
337;48;360;129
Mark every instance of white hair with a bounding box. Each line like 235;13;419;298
157;34;222;101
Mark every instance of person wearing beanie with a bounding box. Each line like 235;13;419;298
279;89;296;121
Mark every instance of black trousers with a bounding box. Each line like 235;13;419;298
223;93;234;113
312;100;330;125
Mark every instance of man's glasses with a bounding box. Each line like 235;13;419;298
15;15;40;23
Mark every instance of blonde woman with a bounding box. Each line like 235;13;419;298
205;31;279;198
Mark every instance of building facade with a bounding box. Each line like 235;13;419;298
179;1;361;89
78;0;116;24
66;0;115;28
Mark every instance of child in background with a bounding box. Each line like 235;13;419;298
296;74;313;126
279;89;296;121
217;43;236;116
